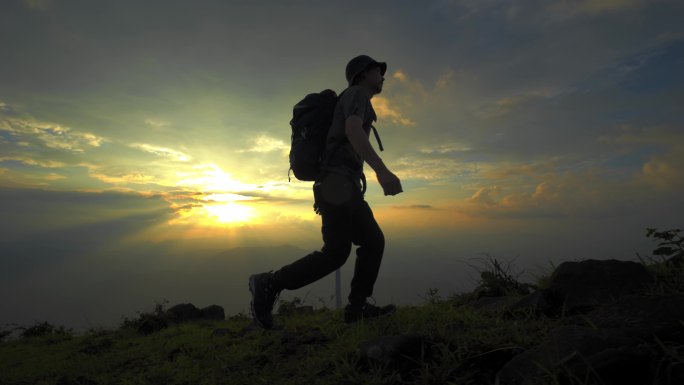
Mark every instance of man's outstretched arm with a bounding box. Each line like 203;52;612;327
345;115;403;196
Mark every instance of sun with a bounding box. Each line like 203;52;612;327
204;201;255;224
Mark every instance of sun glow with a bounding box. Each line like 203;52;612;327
204;202;255;224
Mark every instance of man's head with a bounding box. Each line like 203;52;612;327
345;55;387;95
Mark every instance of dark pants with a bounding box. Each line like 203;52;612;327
272;173;385;306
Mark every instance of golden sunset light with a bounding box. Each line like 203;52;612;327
203;202;256;225
1;0;682;352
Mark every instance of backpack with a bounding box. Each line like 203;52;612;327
288;89;339;182
287;88;384;183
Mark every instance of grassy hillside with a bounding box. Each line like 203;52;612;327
1;229;682;385
0;294;574;385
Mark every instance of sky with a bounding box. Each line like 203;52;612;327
1;0;683;332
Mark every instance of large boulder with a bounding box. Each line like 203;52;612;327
359;334;429;374
166;303;203;322
496;325;649;385
201;305;225;320
496;257;684;385
509;259;655;317
587;294;684;342
547;259;655;311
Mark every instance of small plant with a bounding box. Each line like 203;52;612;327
119;299;170;333
466;254;537;298
646;228;683;259
18;321;72;339
0;324;18;342
529;260;558;290
277;296;304;316
419;288;443;304
638;227;684;294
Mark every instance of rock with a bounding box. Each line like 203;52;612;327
546;259;655;313
587;294;684;342
359;334;428;369
506;290;549;316
560;345;657;385
508;259;655;317
201;305;225;320
137;315;168;335
496;325;641;385
166;303;202;322
490;258;684;384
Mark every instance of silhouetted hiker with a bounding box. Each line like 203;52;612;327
249;55;403;329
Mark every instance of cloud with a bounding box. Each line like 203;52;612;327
129;143;191;162
372;97;416;126
468;186;501;207
458;153;681;220
0;155;65;168
393;156;478;182
387;70;430;100
419;143;472;155
22;0;52;11
477;91;554;118
89;171;156;185
238;134;289;155
546;0;651;19
144;119;170;128
637;139;684;191
45;173;66;181
597;125;684;189
0;117;105;153
0;187;173;241
391;204;435;210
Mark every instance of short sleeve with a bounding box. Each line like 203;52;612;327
339;86;370;122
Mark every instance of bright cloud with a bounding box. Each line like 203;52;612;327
372;97;416;126
0;118;105;153
239;134;289;155
129;143;191;162
0;155;65;168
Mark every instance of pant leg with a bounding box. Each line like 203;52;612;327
272;199;354;291
348;200;385;305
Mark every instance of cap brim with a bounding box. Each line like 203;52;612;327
377;62;387;76
348;61;388;86
365;61;387;76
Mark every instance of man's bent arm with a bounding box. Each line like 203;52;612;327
345;115;387;173
345;115;403;196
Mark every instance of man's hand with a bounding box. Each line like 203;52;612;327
376;168;403;196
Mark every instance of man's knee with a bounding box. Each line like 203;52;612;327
323;243;352;268
357;230;384;255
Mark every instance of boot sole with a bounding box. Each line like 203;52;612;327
248;274;271;329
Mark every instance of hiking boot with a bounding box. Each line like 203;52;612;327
344;301;396;323
249;272;281;329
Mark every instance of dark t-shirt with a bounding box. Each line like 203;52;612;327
325;86;377;176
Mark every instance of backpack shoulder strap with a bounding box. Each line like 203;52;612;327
371;125;383;152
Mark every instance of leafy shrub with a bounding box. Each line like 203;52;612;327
277;296;304;316
119;300;170;333
646;227;683;259
467;254;537;298
19;321;72;339
639;227;684;294
0;327;13;342
419;288;444;304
